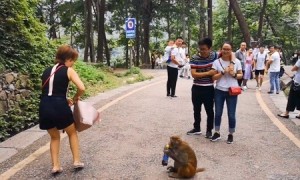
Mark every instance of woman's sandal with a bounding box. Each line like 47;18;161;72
51;167;63;174
277;114;289;118
73;162;84;170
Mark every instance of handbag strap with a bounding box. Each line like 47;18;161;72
42;65;64;89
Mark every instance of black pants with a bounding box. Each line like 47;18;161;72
286;82;300;111
191;85;214;132
167;66;178;96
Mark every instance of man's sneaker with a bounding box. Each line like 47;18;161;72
210;132;221;142
179;75;183;78
187;129;201;135
205;131;212;139
227;134;233;144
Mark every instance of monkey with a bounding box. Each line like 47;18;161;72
163;136;205;178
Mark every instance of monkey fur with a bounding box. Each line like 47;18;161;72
164;136;205;178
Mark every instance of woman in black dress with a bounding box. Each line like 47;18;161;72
39;45;85;173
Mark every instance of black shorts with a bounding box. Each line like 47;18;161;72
255;70;265;76
39;96;74;130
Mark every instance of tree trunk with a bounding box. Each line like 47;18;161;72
227;1;232;42
199;0;206;39
257;0;267;43
265;15;279;37
142;0;152;65
84;0;95;62
96;0;105;63
103;30;110;66
49;0;57;39
181;1;186;40
229;0;251;45
135;16;140;67
166;0;171;39
207;0;213;39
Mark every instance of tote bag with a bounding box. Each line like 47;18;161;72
72;101;101;132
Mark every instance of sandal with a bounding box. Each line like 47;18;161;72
73;162;84;169
51;167;63;174
296;115;300;119
277;114;289;118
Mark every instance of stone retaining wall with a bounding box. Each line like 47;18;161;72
0;71;31;114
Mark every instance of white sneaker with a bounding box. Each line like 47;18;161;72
259;87;261;91
242;86;247;91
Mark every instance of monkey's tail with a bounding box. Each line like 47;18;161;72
196;168;205;173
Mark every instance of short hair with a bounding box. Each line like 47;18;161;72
176;36;183;40
182;42;186;45
259;44;265;48
198;37;212;48
55;45;78;63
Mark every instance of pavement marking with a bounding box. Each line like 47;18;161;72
0;80;165;180
256;90;300;148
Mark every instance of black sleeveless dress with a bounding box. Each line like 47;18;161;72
39;63;74;130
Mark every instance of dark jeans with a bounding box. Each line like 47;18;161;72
214;89;238;133
167;66;178;96
191;85;214;132
286;81;300;111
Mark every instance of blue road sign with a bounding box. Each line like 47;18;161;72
125;18;136;39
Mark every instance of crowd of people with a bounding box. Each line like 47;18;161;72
163;37;300;144
38;40;299;174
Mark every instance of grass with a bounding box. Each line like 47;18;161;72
72;61;153;98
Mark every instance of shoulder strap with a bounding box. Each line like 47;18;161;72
218;59;225;70
42;65;64;89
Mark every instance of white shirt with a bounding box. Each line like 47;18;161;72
169;47;183;68
255;52;267;70
179;48;187;64
269;51;281;72
294;59;300;84
212;58;242;91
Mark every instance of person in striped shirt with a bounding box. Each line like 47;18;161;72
187;38;218;138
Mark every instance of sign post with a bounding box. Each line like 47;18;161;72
125;18;136;39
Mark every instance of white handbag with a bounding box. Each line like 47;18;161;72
72;101;101;132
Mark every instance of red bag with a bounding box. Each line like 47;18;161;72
229;87;242;96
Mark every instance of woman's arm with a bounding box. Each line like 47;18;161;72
68;68;85;102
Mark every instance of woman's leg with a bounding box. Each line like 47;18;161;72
64;123;81;164
47;128;61;169
214;89;226;132
226;95;238;134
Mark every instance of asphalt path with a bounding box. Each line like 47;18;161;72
0;69;300;180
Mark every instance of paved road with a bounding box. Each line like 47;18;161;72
0;69;300;180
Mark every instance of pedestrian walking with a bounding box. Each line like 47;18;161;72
266;45;281;94
187;38;218;138
277;58;300;119
210;41;243;144
166;37;184;97
235;42;247;87
254;45;267;91
39;45;85;174
242;49;254;90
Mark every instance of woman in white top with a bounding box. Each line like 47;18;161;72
277;59;300;119
210;42;243;144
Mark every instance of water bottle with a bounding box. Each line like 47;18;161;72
162;144;169;166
